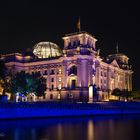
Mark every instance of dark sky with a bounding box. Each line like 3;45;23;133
0;0;139;90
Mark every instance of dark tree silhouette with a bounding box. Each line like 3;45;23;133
11;71;46;98
0;60;10;95
0;60;7;80
112;88;122;100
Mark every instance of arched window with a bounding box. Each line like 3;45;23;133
51;84;54;90
50;94;53;99
68;66;77;75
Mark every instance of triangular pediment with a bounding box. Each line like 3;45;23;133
110;59;120;68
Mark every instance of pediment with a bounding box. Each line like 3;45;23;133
110;59;120;68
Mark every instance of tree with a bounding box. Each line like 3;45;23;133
121;90;133;101
112;88;134;101
111;88;122;100
0;60;7;80
10;71;46;100
28;72;46;97
35;75;46;97
133;90;140;100
11;71;28;95
0;60;10;95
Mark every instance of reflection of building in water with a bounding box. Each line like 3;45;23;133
87;120;94;140
1;31;133;101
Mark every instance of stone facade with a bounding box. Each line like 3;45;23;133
1;31;133;101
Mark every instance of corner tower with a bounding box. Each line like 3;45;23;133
62;31;97;56
61;31;97;102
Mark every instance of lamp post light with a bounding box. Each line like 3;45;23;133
88;85;93;103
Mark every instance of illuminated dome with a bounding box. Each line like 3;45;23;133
33;42;62;58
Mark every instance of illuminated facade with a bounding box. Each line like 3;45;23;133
0;31;133;101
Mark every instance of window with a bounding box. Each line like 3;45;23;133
101;86;103;90
68;66;77;75
50;94;53;99
51;84;54;90
101;71;103;76
58;93;61;100
44;70;47;75
111;73;114;78
51;78;54;82
58;77;62;82
58;84;62;90
50;69;55;75
59;69;62;74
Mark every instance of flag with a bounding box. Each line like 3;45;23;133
77;18;81;31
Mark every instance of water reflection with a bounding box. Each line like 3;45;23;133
0;115;140;140
87;120;94;140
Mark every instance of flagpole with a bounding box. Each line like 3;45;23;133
79;17;81;32
77;17;81;32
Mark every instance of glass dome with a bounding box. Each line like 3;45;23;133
33;42;62;58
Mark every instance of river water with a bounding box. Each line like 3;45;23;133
0;115;140;140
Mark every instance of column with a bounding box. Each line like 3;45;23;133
81;59;88;87
127;75;130;91
77;59;81;87
102;68;105;90
55;66;58;89
62;61;67;88
107;68;111;90
88;60;93;86
129;74;132;91
114;70;117;88
48;66;50;90
123;73;126;90
95;65;101;88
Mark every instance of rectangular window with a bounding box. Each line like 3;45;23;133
51;84;54;90
50;69;55;75
58;93;61;100
58;84;62;90
101;71;103;76
111;73;114;78
44;70;47;75
58;77;62;82
51;78;54;82
59;69;62;74
50;94;53;99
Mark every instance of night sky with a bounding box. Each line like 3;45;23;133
0;0;139;90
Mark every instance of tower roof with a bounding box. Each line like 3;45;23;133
63;31;97;42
